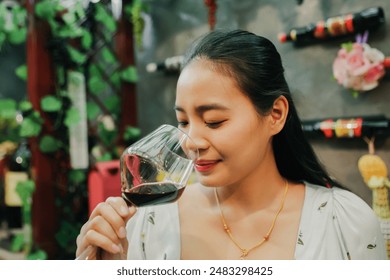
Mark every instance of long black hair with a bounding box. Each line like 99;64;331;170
181;29;344;189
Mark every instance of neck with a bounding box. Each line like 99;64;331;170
216;173;287;212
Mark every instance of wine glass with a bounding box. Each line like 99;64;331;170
76;124;198;260
120;124;198;207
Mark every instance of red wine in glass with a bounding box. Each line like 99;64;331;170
120;124;198;208
121;154;187;207
122;182;185;207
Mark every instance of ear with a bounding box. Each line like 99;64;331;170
269;96;289;135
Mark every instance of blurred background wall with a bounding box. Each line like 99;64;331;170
133;0;390;204
1;0;389;205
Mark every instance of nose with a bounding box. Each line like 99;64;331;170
185;126;208;157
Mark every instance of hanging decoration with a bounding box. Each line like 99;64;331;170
204;0;217;30
332;32;390;97
125;0;148;50
358;137;390;259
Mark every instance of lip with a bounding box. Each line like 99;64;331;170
194;159;220;172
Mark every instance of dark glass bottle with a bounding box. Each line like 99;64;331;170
278;7;385;46
4;138;31;229
301;115;390;139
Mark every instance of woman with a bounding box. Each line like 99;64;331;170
76;29;387;260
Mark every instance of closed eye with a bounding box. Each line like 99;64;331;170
205;120;225;128
178;121;188;128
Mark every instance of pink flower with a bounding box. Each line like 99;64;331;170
332;42;386;93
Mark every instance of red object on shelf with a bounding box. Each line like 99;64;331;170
384;57;390;68
88;160;121;215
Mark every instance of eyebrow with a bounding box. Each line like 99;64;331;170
174;104;229;114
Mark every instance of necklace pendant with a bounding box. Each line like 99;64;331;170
240;249;248;260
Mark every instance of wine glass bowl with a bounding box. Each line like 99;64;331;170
120;124;198;207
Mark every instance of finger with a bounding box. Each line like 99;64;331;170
76;245;96;260
91;215;121;242
82;228;123;255
104;197;137;238
76;212;122;255
105;196;135;219
92;201;132;240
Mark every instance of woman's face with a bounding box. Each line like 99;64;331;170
175;60;276;187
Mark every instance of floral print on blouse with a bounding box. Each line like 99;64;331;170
126;182;387;260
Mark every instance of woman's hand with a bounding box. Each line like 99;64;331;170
76;196;137;260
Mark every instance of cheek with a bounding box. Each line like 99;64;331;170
217;121;267;159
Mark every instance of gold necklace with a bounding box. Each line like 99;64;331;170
214;180;289;260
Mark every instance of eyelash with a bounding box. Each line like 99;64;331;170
205;121;224;128
177;120;226;129
178;121;188;127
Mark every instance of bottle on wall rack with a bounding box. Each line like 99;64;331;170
4;138;31;229
301;115;390;139
146;55;184;74
278;6;385;46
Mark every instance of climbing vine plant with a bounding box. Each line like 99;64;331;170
0;0;146;259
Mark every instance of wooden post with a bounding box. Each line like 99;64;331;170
116;0;138;146
26;0;58;258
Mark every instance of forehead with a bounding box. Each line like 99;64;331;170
175;60;249;109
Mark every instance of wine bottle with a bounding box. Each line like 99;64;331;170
301;115;390;139
146;55;183;74
4;138;31;229
0;142;17;229
278;7;385;46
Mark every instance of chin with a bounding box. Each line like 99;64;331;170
197;174;226;187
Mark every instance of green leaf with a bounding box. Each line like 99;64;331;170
19;113;43;137
7;28;27;45
98;122;117;146
58;25;83;38
89;64;101;78
74;1;86;19
110;71;121;88
0;33;6;48
67;46;87;65
101;47;116;64
41;96;62;112
341;42;353;52
120;66;138;82
19;100;33;113
88;76;106;95
64;107;80;127
86;102;100;120
26;249;47;260
16;180;35;203
35;0;58;19
62;11;76;25
39;135;62;153
104;95;120;113
12;5;27;26
97;152;112;162
124;126;141;141
10;233;24;252
81;30;92;49
68;169;86;184
0;99;17;118
15;64;28;81
95;4;117;33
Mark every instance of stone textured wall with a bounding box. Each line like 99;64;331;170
134;0;390;204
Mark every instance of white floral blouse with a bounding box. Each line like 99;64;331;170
126;182;387;260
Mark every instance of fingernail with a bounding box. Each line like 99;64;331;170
120;205;128;216
111;244;120;253
118;243;124;253
128;206;136;214
118;227;126;239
